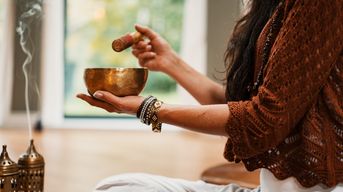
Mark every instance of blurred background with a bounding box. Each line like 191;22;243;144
0;0;241;126
64;0;184;117
0;0;253;192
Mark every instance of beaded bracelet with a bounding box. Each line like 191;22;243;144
142;99;156;125
139;96;156;124
151;100;163;132
136;96;163;133
136;95;154;118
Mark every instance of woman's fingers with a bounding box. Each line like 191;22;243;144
92;91;121;108
76;93;119;113
90;91;144;115
135;41;150;49
132;49;140;58
132;45;153;58
145;45;152;51
132;42;152;52
135;24;159;41
138;56;156;68
78;92;145;115
138;52;156;60
132;40;152;55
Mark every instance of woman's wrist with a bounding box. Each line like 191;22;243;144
136;95;164;133
163;53;187;80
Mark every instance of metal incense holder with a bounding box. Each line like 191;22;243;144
0;145;19;192
17;140;45;192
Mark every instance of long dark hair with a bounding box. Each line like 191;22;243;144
225;0;281;101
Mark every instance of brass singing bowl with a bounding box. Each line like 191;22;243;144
84;68;148;97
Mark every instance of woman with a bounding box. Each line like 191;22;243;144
77;0;343;191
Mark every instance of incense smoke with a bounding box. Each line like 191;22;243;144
16;0;42;140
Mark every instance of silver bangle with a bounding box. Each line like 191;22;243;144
139;96;156;124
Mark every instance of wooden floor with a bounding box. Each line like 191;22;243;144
0;128;233;192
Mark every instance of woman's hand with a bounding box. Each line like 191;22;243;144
133;24;226;105
132;24;181;75
76;91;144;116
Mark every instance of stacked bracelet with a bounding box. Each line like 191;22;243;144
136;96;163;133
139;96;156;124
151;100;163;132
136;96;153;118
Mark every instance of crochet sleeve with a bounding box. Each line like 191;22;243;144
225;0;343;159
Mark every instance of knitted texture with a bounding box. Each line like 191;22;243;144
224;0;343;188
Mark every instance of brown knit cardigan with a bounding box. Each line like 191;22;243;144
224;0;343;188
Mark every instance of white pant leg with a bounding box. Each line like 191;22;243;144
218;183;261;192
93;173;260;192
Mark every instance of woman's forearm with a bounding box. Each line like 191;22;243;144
165;58;227;105
77;91;229;136
158;103;229;136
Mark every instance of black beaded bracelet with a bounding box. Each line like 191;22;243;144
137;95;163;133
139;96;157;124
143;99;156;125
136;96;154;118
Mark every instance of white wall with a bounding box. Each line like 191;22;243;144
0;0;15;127
40;0;64;128
206;0;240;82
178;0;208;105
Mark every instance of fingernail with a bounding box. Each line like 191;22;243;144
93;91;103;98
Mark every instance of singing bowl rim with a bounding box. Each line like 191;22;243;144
84;67;148;96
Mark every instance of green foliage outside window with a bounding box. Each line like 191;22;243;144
64;0;184;116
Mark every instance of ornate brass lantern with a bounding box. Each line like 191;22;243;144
0;145;19;192
17;140;45;192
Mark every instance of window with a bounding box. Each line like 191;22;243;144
64;0;185;117
41;0;207;129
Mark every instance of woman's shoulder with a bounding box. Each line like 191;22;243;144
284;0;343;14
280;0;343;38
